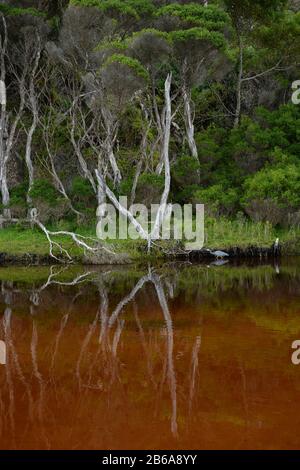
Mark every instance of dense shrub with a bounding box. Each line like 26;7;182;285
135;173;165;206
9;183;28;218
243;164;300;225
171;155;200;204
193;184;239;216
29;179;68;224
71;176;96;216
172;156;200;187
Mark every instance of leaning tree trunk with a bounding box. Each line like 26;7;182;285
95;74;173;252
103;124;122;186
182;85;198;161
150;73;172;245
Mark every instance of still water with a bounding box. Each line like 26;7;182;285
0;260;299;450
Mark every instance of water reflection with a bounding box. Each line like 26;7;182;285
0;260;299;449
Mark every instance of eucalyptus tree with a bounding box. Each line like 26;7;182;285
0;9;46;219
53;0;156;192
223;0;287;126
95;73;173;252
127;28;172;185
156;2;232;161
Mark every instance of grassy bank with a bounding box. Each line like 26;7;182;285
0;218;299;261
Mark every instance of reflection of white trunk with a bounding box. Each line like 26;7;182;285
189;335;201;415
99;288;109;349
133;301;156;387
107;268;178;437
76;311;100;389
31;320;50;448
108;274;150;327
112;319;124;357
152;274;178;438
3;308;16;439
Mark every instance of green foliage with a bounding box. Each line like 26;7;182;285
138;173;164;189
171;156;200;203
194;184;239;216
29;179;62;206
157;3;230;31
0;5;46;17
71;177;96;214
227;104;300;168
224;0;287;24
95;38;127;53
129;28;171;43
172;155;200;184
170;27;226;50
103;54;149;80
70;0;154;19
2;0;300;239
10;183;28;208
135;173;165;205
243;164;300;209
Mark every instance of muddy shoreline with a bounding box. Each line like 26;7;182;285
0;243;283;266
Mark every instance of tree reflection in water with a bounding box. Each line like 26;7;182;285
0;261;300;450
0;266;196;445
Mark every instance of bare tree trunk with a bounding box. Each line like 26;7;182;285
234;34;243;128
130;158;143;206
152;273;178;437
182;85;198;160
25;36;41;212
0;17;9;219
151;78;165;176
151;73;172;244
96;74;173;252
102;121;121;186
41;116;82;218
70;107;97;192
0;17;26;219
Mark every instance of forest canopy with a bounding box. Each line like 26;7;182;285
0;0;299;234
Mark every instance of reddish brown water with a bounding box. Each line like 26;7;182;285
0;262;300;450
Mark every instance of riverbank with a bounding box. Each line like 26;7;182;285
0;219;299;265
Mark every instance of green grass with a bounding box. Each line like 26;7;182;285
205;217;300;254
0;226;82;257
0;218;299;260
